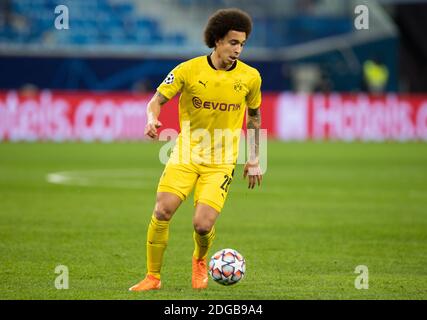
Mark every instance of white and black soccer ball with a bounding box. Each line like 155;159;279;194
209;248;246;286
163;72;175;84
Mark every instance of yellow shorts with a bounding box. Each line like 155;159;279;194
157;162;235;213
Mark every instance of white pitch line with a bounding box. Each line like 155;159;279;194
46;169;427;199
46;169;160;190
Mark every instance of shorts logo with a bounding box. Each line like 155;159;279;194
163;73;175;84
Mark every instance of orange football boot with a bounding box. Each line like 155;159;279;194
192;257;208;289
129;274;161;291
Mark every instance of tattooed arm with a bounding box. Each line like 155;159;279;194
244;107;263;189
144;91;169;139
247;107;261;162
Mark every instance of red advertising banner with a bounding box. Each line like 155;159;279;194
0;90;152;141
275;93;427;141
1;90;427;141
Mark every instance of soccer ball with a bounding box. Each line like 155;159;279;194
208;248;246;286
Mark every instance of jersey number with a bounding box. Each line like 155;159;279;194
220;175;232;192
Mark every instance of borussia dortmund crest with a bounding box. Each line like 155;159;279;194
233;80;242;92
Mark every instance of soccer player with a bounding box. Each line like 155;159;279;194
129;8;262;291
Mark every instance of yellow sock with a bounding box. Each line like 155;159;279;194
193;226;215;260
146;214;170;279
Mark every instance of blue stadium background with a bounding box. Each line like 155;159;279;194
1;0;416;93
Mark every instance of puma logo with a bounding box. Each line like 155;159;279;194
199;80;207;88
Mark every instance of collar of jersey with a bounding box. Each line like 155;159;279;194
207;54;237;71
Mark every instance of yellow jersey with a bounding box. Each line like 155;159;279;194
157;55;262;165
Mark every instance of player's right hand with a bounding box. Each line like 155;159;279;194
144;119;162;139
243;161;262;189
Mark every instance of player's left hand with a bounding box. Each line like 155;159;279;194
243;161;262;189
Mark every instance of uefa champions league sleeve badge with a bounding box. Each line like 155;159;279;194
163;73;175;84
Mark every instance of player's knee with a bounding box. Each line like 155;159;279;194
193;222;213;235
154;204;175;221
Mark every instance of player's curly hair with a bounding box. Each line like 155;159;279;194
204;8;252;48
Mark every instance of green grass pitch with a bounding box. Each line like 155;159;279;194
0;141;426;300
